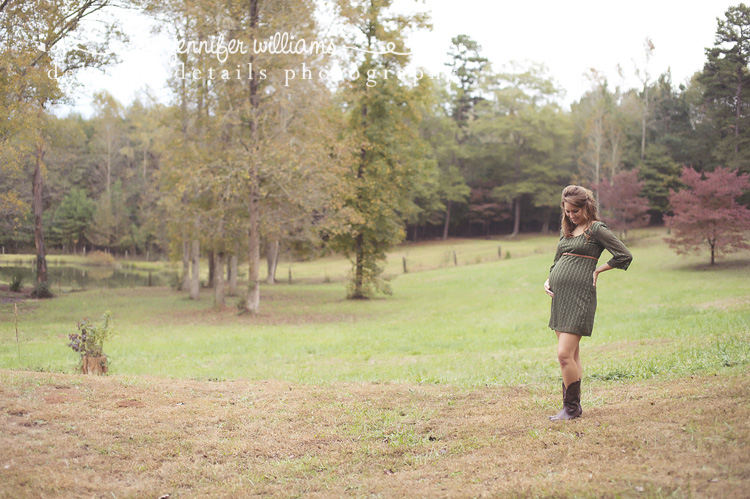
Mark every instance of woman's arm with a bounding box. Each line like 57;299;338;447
591;222;633;286
593;222;632;269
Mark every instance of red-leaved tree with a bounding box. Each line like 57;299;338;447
665;166;750;265
596;168;651;237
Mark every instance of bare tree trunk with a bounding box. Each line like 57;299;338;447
350;64;370;300
207;251;215;288
245;189;260;312
641;112;646;161
511;197;521;237
541;207;550;234
214;252;225;308
228;254;238;296
32;139;50;297
353;232;365;298
511;138;523;238
736;66;742;156
243;0;261;314
266;240;279;284
106;125;112;198
442;200;452;240
189;239;199;300
181;240;190;291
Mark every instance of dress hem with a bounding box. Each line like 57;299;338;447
548;325;591;337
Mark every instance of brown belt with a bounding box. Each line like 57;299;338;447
562;252;598;261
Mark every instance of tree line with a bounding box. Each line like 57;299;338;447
2;1;750;306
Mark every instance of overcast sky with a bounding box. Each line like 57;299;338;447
53;0;739;117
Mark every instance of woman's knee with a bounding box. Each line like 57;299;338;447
557;351;575;366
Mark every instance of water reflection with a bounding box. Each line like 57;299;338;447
0;261;178;290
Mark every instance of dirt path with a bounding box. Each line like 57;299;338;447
1;370;748;498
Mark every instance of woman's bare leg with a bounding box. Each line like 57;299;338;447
555;331;582;387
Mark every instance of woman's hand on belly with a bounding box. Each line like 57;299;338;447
544;278;554;297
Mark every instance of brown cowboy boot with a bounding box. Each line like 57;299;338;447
548;381;566;420
549;380;582;421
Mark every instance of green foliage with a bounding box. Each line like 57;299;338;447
637;144;681;214
67;311;114;358
51;187;95;251
330;0;436;299
31;280;52;299
89;180;132;251
471;63;572;234
446;34;490;126
698;3;750;173
5;0;750;274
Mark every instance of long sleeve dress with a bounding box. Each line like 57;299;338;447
548;221;632;337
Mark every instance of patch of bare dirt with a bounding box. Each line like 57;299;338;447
0;284;30;304
696;296;750;311
0;371;748;497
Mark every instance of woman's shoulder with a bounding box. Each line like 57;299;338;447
584;220;608;239
590;220;609;232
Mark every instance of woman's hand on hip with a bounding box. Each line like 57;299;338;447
592;263;613;287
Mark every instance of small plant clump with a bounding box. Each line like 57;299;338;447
9;273;23;292
67;311;114;374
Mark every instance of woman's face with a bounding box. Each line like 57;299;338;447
563;201;586;225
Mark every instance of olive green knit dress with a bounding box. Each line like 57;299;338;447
548;221;632;337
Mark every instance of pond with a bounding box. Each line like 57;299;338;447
0;261;179;291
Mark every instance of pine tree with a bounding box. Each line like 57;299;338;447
699;3;750;172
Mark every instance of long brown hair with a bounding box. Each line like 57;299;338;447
560;185;600;238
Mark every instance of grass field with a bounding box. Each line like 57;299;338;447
1;227;749;497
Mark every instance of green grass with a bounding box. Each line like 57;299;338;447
1;227;749;386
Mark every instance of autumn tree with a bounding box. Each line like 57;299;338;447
149;0;342;309
665;166;750;265
596;168;650;237
1;0;123;296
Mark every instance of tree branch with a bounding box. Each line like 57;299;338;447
28;0;108;69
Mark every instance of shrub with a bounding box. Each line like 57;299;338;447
87;250;116;266
31;281;52;298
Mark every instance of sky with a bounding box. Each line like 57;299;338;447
53;0;740;117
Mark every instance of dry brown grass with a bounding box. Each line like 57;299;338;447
1;370;748;498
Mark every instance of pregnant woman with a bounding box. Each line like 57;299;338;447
544;185;633;421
